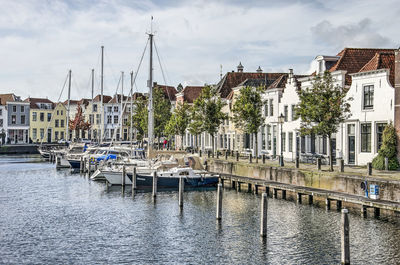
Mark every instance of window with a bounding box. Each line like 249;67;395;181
55;120;59;127
21;106;24;112
57;110;59;115
289;132;293;152
40;113;44;122
55;131;59;140
40;128;44;139
262;125;266;150
93;104;97;112
114;115;118;124
114;106;118;112
123;118;128;125
33;128;37;139
291;105;296;121
47;113;51;122
21;115;25;124
12;106;16;112
107;115;112;124
61;131;64;139
284;105;288;122
89;114;94;124
282;132;286;152
361;123;371;152
61;120;64;128
11;115;16;124
376;123;386;151
363;85;374;109
107;106;112;113
61;110;63;115
269;99;273;116
264;102;268;117
96;114;100;124
267;125;271;150
32;112;37;121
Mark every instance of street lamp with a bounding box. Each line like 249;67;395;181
278;113;285;166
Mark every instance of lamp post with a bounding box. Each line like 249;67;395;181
278;113;285;166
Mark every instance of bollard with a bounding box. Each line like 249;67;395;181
216;151;219;159
339;159;344;173
236;151;239;162
208;150;211;158
225;151;228;160
295;157;299;168
367;162;372;176
199;150;202;157
80;156;83;173
179;177;184;208
385;157;389;171
341;209;350;265
152;171;157;197
216;183;223;220
249;154;252;163
317;158;321;171
260;193;268;237
121;165;126;186
262;154;266;164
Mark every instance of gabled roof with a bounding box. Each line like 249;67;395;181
24;97;54;109
92;94;112;103
179;86;204;103
216;72;285;98
0;93;18;105
329;48;395;85
132;92;147;100
154;84;177;101
358;52;395;86
107;94;130;104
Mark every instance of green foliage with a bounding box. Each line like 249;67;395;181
130;98;148;141
165;102;191;138
372;123;399;170
296;71;352;137
153;86;172;138
231;86;264;134
191;86;227;136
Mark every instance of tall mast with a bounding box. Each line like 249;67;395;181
130;71;133;146
91;69;94;102
121;71;124;141
100;46;104;143
147;32;154;154
66;70;71;141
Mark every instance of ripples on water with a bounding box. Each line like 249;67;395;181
0;155;399;264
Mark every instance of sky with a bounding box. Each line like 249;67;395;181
0;0;399;102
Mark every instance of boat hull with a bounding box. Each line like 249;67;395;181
68;159;81;169
127;173;219;189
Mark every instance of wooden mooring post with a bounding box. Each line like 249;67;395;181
339;159;344;172
179;177;184;208
260;193;268;237
121;165;126;187
367;162;372;176
132;167;137;197
341;209;350;265
317;158;321;171
216;183;223;220
295;157;299;168
152;171;157;198
80;156;83;173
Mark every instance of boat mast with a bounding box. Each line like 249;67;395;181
130;71;133;146
147;30;154;155
100;46;104;144
66;69;71;141
91;69;94;102
121;71;124;142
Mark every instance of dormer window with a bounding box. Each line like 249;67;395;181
363;85;374;110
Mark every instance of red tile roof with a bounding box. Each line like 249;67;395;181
0;93;17;105
216;72;285;98
359;52;395;86
154;84;177;101
92;94;112;103
24;97;54;109
180;86;204;103
108;94;130;104
329;48;395;85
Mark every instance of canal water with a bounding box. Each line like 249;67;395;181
1;155;399;264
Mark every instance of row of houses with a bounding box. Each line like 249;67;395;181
178;47;400;166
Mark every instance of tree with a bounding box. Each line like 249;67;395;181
232;86;264;162
130;98;148;144
296;71;352;171
188;118;203;151
165;102;191;149
372;123;399;170
153;86;172;149
164;114;177;149
69;104;91;141
191;85;227;153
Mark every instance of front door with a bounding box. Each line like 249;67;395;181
347;124;355;164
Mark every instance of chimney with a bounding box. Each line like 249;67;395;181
394;48;400;158
237;62;244;73
288;69;294;84
256;66;262;73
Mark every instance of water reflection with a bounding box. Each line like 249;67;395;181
0;156;399;264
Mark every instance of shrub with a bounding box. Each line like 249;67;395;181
372;123;399;170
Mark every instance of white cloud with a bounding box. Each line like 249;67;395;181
0;0;398;101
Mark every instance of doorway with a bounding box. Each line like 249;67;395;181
347;124;355;164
